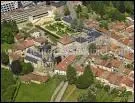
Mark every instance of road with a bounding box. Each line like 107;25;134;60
50;81;65;102
54;81;68;102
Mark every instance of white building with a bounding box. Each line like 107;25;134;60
1;1;19;13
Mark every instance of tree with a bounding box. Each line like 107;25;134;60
64;5;70;16
11;60;22;75
99;20;109;30
76;65;94;89
83;65;94;84
104;85;110;92
78;87;96;102
1;51;9;65
75;4;82;18
1;69;16;102
88;43;96;54
66;65;77;84
21;62;34;75
1;20;18;44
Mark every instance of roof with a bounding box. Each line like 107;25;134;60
27;48;42;59
87;30;102;38
58;35;74;45
25;55;38;64
20;73;48;83
106;72;123;86
14;39;35;50
34;37;47;44
56;55;76;71
15;34;24;40
123;69;132;75
62;16;73;24
124;52;134;60
9;52;21;61
91;66;105;77
75;37;87;43
120;76;133;87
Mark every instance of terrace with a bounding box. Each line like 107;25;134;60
42;21;76;38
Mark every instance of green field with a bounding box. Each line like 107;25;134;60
62;85;88;102
15;77;61;102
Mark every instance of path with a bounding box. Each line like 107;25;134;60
50;81;64;102
54;82;68;102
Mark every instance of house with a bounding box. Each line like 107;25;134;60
34;37;47;46
13;38;35;56
14;34;24;42
54;55;76;75
90;65;134;92
24;48;43;68
20;72;49;84
57;35;76;57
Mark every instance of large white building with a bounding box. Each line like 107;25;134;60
1;1;19;13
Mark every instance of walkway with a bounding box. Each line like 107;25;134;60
54;81;68;102
50;81;65;102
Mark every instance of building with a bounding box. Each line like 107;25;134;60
20;1;34;7
1;1;19;13
54;55;76;75
1;5;52;23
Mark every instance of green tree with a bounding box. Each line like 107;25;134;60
64;5;70;16
76;65;94;89
1;20;18;44
11;60;22;75
78;87;96;102
1;51;9;65
1;69;17;102
75;4;82;18
66;65;77;84
21;62;34;75
99;20;109;30
104;85;110;92
88;43;96;54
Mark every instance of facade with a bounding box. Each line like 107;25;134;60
1;1;19;13
1;5;52;23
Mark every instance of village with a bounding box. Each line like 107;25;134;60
1;1;134;102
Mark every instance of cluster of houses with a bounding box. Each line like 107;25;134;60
7;13;134;94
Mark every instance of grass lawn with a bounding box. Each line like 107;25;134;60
62;84;88;102
1;43;12;52
15;77;61;102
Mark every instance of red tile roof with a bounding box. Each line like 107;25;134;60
124;52;134;60
56;55;76;71
58;35;74;45
15;34;24;40
14;39;35;50
91;66;105;77
76;65;84;72
9;52;21;61
120;76;133;87
106;72;123;86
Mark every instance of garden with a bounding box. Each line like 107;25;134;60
44;21;76;37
